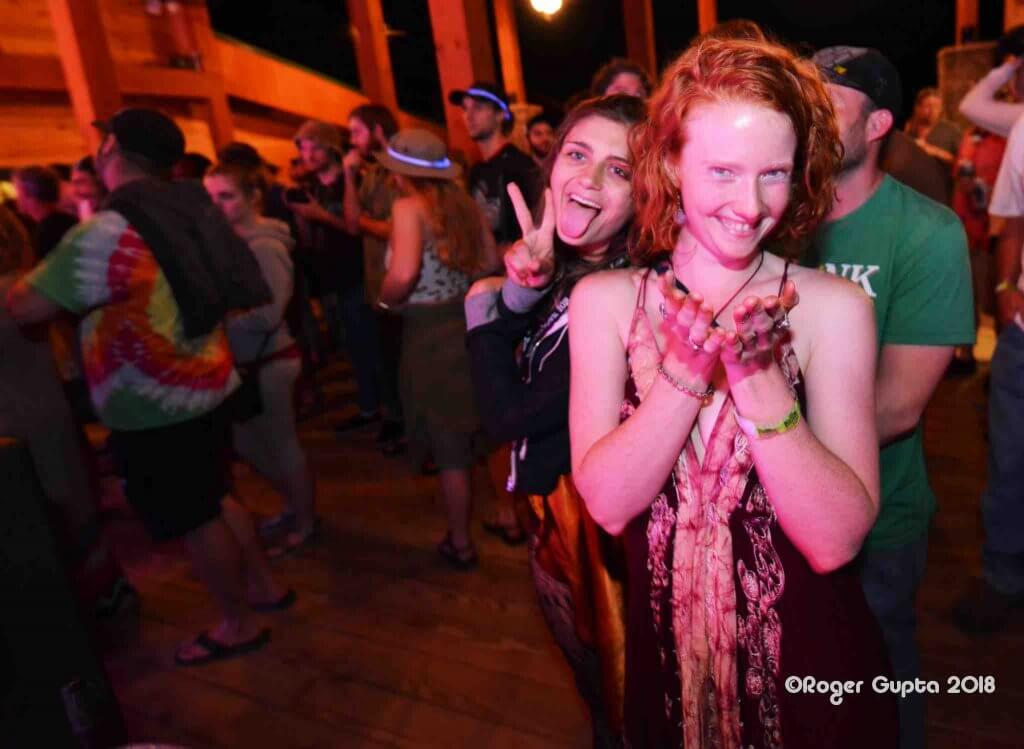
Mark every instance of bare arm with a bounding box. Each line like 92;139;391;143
728;282;880;572
876;344;953;445
5;278;60;326
569;272;704;535
378;197;423;307
358;215;392;240
959;61;1024;138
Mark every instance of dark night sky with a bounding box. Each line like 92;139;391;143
209;0;1006;126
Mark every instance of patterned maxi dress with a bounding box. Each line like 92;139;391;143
619;269;898;749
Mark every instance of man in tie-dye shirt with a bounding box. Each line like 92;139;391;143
6;108;291;666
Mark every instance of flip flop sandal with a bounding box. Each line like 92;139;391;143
174;628;271;667
437;533;479;571
481;519;527;547
250;588;297;613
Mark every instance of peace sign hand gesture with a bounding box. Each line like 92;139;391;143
503;183;556;289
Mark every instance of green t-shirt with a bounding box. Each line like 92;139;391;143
804;175;974;550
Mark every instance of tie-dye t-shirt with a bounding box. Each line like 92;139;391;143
27;211;238;431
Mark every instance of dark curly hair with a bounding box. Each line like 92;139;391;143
630;37;842;264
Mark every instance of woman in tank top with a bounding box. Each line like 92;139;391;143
377;129;498;569
567;38;898;748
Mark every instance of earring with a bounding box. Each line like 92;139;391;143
674;193;686;225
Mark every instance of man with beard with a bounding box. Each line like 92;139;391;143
340;103;405;449
804;47;974;749
448;82;538;248
290;120;379;428
525;112;557;167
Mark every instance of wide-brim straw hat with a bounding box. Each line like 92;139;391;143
377;129;461;180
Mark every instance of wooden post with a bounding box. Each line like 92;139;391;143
697;0;718;35
493;0;526;104
426;0;497;159
184;1;235;151
1007;0;1024;30
46;0;122;153
956;0;980;43
622;0;657;81
347;0;399;112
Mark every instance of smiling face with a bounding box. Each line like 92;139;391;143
675;99;796;266
549;114;634;254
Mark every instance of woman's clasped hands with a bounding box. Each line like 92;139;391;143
657;271;799;398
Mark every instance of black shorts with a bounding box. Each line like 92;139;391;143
110;403;232;541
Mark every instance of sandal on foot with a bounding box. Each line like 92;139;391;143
251;588;297;613
174;628;270;667
437;534;478;571
481;519;526;546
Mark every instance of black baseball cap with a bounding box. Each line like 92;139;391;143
92;107;186;168
813;46;903;119
447;81;512;120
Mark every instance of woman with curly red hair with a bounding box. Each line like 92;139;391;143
568;37;898;747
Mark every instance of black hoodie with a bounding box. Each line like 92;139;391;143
106;178;271;339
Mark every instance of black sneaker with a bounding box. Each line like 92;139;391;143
334;411;380;433
952;578;1024;635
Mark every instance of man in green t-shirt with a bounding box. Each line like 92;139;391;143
808;48;975;749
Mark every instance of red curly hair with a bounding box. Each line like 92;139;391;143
630;37;842;264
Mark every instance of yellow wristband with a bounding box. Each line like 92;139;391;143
735;400;802;440
996;279;1016;295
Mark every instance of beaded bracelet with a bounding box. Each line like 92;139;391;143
735;400;802;440
656;364;714;406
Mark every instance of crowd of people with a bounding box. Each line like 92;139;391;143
3;17;1023;749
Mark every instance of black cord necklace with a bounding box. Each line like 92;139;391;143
659;250;766;327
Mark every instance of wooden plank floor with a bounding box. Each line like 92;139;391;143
96;356;1023;748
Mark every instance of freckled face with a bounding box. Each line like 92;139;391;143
675;100;796;265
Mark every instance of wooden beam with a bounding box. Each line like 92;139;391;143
697;0;718;35
623;0;657;81
426;0;497;159
493;0;526;104
46;0;122;152
346;0;399;112
1007;0;1024;30
184;2;234;151
956;0;980;43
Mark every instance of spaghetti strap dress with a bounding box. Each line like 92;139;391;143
619;265;898;749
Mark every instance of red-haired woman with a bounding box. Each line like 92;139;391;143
568;38;898;747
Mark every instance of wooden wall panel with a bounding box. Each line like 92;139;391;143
0;94;85;166
100;0;165;66
0;0;60;57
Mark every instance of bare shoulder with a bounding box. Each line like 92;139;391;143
391;195;419;218
570;267;640;337
788;264;873;318
573;270;634;305
787;265;875;359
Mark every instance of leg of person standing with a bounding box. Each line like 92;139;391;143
860;536;929;749
955;324;1024;632
335;283;380;425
